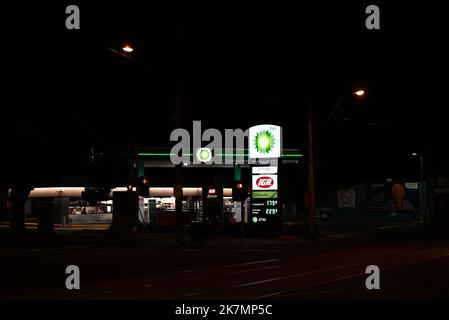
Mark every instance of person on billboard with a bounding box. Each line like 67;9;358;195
384;182;415;211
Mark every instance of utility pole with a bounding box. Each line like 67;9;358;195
174;27;184;244
306;98;317;240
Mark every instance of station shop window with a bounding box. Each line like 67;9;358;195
68;199;112;215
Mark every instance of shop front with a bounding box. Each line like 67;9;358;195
25;186;241;228
22;144;303;230
26;187;126;226
137;146;303;232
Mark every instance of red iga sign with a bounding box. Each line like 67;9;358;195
252;174;278;190
256;176;274;188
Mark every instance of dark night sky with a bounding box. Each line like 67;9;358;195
2;1;448;186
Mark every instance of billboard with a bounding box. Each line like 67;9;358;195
366;181;420;212
249;125;282;159
252;174;278;191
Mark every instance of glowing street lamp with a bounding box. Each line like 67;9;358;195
309;87;367;240
322;88;367;129
122;45;134;53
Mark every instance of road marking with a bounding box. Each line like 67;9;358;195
386;250;449;270
253;250;449;299
374;225;400;230
252;291;286;299
252;273;365;299
228;249;282;253
225;259;279;268
186;276;208;281
287;289;343;296
397;247;449;259
177;268;203;274
0;245;99;256
175;259;279;275
256;289;343;299
234;263;361;288
179;291;208;298
76;290;115;298
226;265;282;275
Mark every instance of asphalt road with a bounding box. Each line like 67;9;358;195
1;228;449;300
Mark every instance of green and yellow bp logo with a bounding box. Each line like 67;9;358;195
254;130;275;154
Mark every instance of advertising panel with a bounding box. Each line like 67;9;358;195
252;174;278;191
366;181;420;212
249;125;282;159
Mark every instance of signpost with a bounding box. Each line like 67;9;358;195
338;189;356;208
248;125;282;235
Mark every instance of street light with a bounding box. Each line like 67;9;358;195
105;40;184;240
121;36;183;241
322;89;366;129
122;45;134;53
308;88;366;240
104;43;152;71
259;89;366;241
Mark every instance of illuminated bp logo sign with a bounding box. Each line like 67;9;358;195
196;147;212;163
249;125;282;159
254;130;275;154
